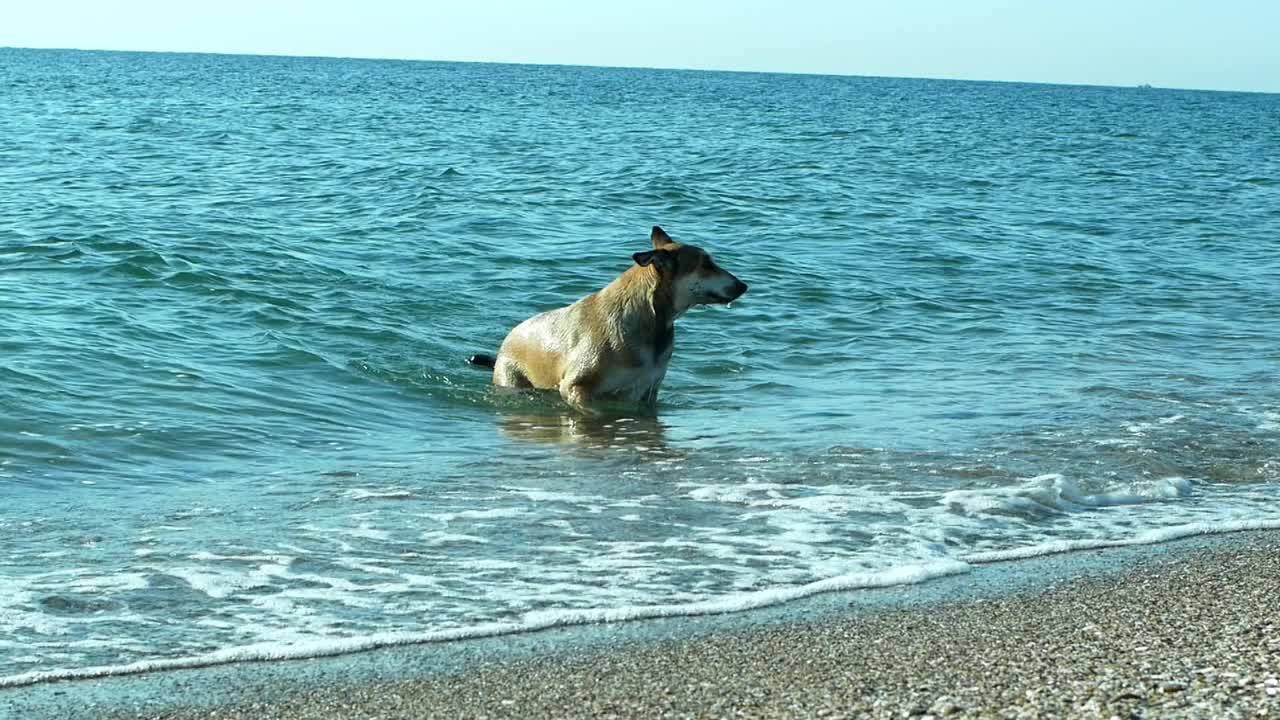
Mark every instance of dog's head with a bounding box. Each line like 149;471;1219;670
632;226;748;317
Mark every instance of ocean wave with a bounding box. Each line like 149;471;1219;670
962;518;1280;564
5;521;1280;690
942;474;1194;517
1;560;969;689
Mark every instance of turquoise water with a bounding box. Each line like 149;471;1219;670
2;48;1279;684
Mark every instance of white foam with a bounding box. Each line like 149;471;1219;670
4;517;1280;690
963;519;1280;564
163;554;294;599
423;507;526;524
166;567;272;600
342;488;414;501
7;454;1279;694
504;488;607;505
0;589;62;635
0;559;967;690
68;573;150;593
421;532;491;546
686;481;911;515
343;523;390;541
943;475;1195;517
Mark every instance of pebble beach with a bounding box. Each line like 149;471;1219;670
45;531;1273;720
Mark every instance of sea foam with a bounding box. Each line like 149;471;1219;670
0;559;967;689
4;521;1280;690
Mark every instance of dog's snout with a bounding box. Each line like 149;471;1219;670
732;279;748;298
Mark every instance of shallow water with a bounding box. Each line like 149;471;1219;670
2;48;1279;684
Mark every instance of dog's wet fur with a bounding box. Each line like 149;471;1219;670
471;226;747;412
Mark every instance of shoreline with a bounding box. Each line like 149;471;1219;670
6;529;1279;719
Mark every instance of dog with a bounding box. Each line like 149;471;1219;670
469;226;748;412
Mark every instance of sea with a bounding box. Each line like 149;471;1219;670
2;48;1279;687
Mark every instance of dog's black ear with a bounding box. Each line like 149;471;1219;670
633;249;676;272
651;226;674;248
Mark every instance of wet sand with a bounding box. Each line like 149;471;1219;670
73;531;1280;720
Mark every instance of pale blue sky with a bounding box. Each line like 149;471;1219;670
4;1;1278;92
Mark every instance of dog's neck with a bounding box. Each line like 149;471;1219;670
597;265;677;359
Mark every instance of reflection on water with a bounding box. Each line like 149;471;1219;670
497;408;671;451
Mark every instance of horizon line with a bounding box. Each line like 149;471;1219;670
3;44;1274;96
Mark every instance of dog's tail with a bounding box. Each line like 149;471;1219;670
467;353;496;370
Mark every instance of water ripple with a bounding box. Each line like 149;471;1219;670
2;48;1279;681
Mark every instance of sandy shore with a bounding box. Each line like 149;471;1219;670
80;532;1277;720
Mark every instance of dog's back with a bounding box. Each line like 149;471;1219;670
492;305;578;390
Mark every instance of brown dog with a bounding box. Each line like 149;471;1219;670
470;226;747;412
